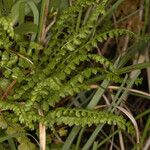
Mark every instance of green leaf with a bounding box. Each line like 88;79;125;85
10;0;40;24
27;1;39;40
14;23;38;34
18;2;26;24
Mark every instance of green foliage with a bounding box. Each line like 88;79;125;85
0;115;37;149
46;107;134;133
0;17;14;37
0;24;132;108
0;0;135;128
0;0;145;149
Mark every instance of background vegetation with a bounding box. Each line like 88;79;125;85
0;0;150;150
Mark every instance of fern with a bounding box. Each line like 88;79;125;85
0;114;37;149
46;107;134;134
0;17;14;37
0;0;136;135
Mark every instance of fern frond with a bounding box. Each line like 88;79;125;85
0;17;14;37
0;100;41;129
0;1;138;133
47;0;109;58
95;29;135;42
46;107;134;134
53;0;100;33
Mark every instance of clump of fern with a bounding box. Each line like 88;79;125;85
0;0;136;138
